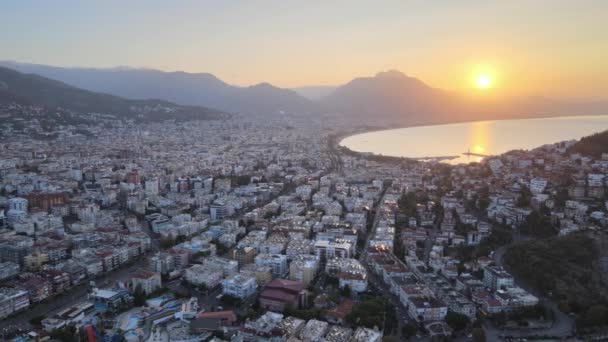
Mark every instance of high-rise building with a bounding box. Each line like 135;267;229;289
7;198;28;223
255;253;288;278
210;201;227;221
221;274;258;299
289;255;319;285
145;178;159;196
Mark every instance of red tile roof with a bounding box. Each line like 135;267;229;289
265;279;304;293
325;299;354;319
197;310;237;321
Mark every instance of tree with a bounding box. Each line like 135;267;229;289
325;275;339;286
504;234;599;317
473;227;512;258
30;315;45;326
472;328;486;342
577;304;608;329
220;294;242;307
516;185;532;208
50;326;78;342
160;237;176;249
346;298;385;329
554;188;570;207
455;222;475;236
519;211;556;238
231;175;252;186
568;130;608;157
133;284;147;307
457;262;466;276
340;284;351;298
477;185;491;211
216;243;229;256
284;305;322;321
402;323;418;338
445;311;470;331
398;192;418;217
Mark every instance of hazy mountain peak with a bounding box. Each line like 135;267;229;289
249;82;276;89
375;69;408;79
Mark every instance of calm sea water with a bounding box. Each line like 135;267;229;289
340;115;608;164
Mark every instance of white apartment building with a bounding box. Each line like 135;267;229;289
203;257;238;277
210;201;227;221
0;288;30;319
0;262;20;281
529;178;548;194
8;197;28;213
289;255;319;285
314;240;352;259
286;239;313;260
148;253;175;275
131;270;162;295
407;297;448;322
326;258;368;293
483;266;514;291
145;178;159;196
221;274;258;299
352;327;382;342
6;197;28;223
255;253;288;278
184;264;223;288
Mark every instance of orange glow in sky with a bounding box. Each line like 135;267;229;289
2;0;607;99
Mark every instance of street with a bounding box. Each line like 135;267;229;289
0;256;149;333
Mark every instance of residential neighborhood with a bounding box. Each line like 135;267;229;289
1;103;608;341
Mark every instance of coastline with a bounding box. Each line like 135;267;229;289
337;113;608;163
338;113;608;145
328;130;420;165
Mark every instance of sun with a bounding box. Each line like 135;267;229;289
475;74;492;89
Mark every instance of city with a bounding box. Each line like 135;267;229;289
2;1;608;341
1;100;608;341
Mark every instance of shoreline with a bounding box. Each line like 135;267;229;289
337;113;608;162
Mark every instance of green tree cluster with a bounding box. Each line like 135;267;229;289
346;298;385;329
445;311;470;331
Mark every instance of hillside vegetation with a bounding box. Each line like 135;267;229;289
504;233;608;329
568;130;608;157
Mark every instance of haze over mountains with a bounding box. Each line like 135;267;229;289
0;61;316;116
0;66;225;123
322;70;608;125
1;61;606;126
291;86;337;101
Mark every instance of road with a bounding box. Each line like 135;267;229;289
356;188;419;341
0;255;149;333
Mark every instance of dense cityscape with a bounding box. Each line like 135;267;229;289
1;101;608;342
3;2;608;341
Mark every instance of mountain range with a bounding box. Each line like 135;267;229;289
0;61;315;116
1;61;607;125
0;66;225;122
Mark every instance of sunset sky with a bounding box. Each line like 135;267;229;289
2;0;607;99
